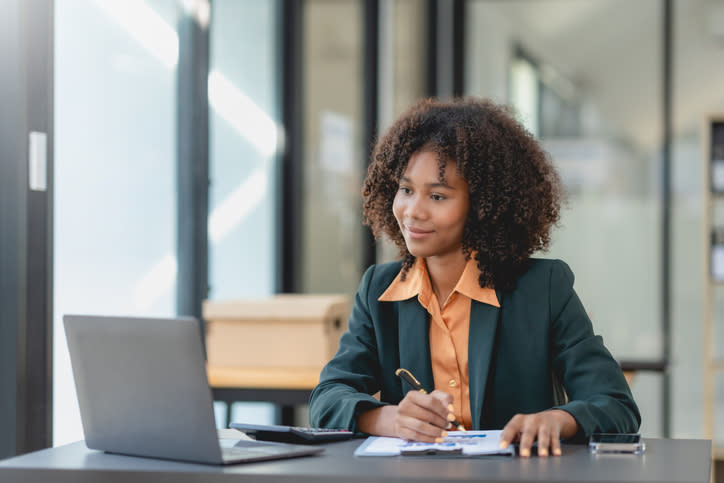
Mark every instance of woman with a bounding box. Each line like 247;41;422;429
309;97;640;457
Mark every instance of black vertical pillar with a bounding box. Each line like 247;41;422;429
452;0;465;96
426;0;438;97
279;0;303;293
0;0;54;457
661;0;672;438
177;6;210;320
362;0;379;269
425;0;465;98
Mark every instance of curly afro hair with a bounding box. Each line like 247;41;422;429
362;97;563;291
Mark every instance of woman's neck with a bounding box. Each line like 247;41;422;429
425;251;468;307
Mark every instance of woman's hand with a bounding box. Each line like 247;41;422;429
358;390;454;442
499;409;578;457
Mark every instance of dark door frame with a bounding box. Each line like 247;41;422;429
0;0;54;458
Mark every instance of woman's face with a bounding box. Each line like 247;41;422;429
393;149;469;260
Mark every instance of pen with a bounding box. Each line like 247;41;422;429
395;367;467;432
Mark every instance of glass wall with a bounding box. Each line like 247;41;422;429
207;0;281;426
54;0;179;445
672;0;724;442
389;0;428;123
50;0;724;446
467;0;664;436
300;0;364;294
376;0;428;263
208;0;280;301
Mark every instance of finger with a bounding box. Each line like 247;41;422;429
413;390;453;419
398;396;450;430
397;414;449;442
396;425;439;443
537;424;550;457
428;391;459;431
397;426;439;443
402;391;451;426
518;420;537;458
429;389;454;409
499;414;523;449
399;414;449;439
550;425;562;456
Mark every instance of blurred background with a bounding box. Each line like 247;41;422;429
2;0;724;465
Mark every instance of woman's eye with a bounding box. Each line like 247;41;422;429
399;186;412;194
431;194;445;201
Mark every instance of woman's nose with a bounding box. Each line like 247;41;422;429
405;194;427;220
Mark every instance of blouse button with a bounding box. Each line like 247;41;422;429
449;379;457;387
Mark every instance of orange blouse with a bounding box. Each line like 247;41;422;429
378;257;499;429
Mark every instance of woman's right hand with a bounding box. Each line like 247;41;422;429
358;390;454;442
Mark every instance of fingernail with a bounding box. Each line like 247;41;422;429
499;442;508;449
554;448;562;456
539;449;548;457
441;430;448;437
520;449;530;457
435;437;444;443
447;404;454;411
447;413;456;421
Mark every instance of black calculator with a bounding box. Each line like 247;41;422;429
230;423;355;444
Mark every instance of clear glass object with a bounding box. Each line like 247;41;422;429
588;433;646;454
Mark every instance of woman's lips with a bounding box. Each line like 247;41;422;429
405;225;434;239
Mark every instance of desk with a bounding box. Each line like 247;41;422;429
0;437;711;483
207;366;318;426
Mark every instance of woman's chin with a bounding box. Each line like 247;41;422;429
404;245;430;259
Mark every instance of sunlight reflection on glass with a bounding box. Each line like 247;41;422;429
132;167;267;311
208;168;267;243
208;70;281;157
97;0;276;310
93;0;179;68
133;253;178;311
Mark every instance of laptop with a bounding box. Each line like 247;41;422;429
63;314;324;465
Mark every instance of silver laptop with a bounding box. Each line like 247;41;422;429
63;314;323;465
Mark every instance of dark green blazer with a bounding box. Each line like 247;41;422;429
309;259;640;440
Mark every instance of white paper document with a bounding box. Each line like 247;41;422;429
354;430;515;457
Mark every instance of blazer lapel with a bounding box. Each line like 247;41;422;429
468;300;500;430
397;298;434;393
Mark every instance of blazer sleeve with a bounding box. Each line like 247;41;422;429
549;260;642;439
308;265;388;432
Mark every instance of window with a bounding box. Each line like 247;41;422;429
54;0;179;445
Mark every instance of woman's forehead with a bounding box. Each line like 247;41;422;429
400;149;466;186
402;148;458;174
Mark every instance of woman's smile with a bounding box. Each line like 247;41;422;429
404;224;435;239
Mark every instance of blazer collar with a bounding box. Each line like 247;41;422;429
467;300;501;430
379;257;500;308
397;298;434;394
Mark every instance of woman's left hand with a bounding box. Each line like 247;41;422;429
498;409;578;457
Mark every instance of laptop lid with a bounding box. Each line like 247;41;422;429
63;314;321;465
